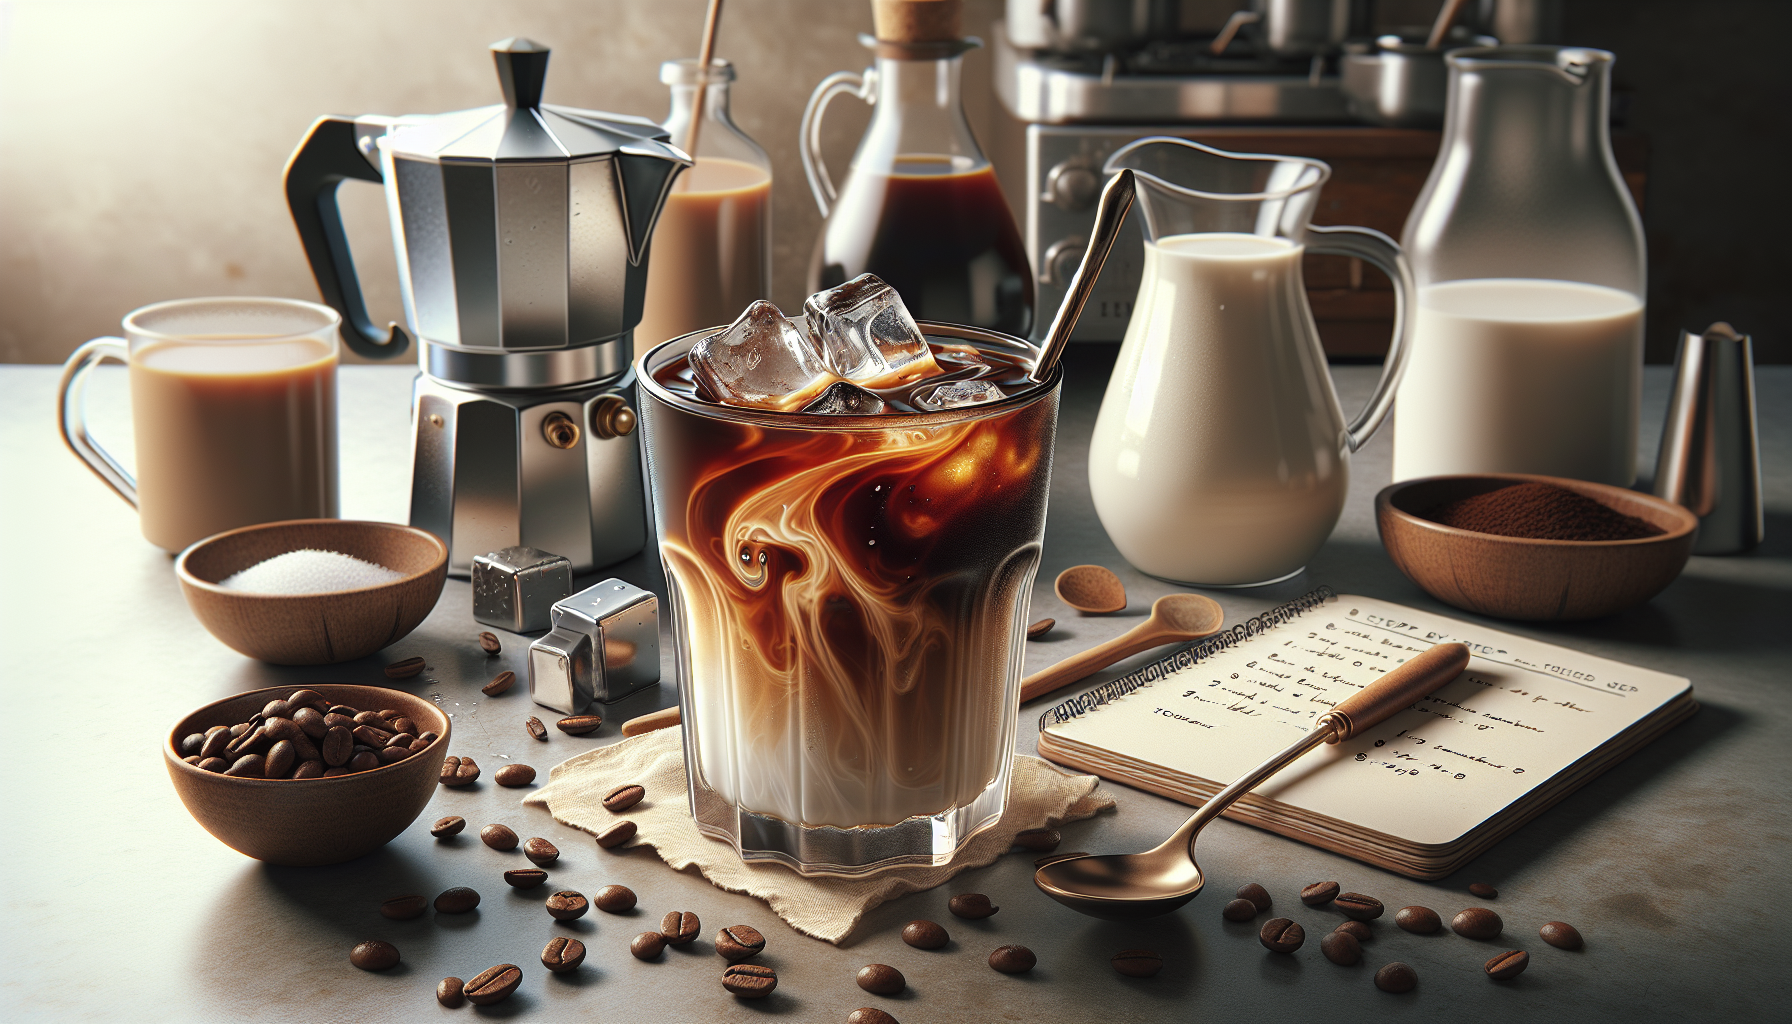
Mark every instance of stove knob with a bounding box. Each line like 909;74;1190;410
1041;236;1087;286
1043;162;1100;211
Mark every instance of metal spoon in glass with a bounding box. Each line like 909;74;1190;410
1035;642;1472;920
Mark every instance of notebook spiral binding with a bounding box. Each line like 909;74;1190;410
1038;585;1337;731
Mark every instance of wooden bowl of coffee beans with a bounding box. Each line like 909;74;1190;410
1376;473;1697;621
165;684;450;865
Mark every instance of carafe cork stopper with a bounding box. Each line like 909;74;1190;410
872;0;961;44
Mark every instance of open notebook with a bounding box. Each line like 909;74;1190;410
1035;589;1697;879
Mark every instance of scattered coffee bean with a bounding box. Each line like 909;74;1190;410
526;717;548;741
482;671;516;696
662;910;701;945
1013;828;1061;852
478;631;502;654
857;963;906;994
1485;949;1529;980
595;820;636;849
546;890;588;921
901;920;949;950
523;837;559;866
1259;918;1305;953
504;869;548;889
557;714;603;735
349;939;399;971
1321;930;1362;965
1111;949;1162;978
594;884;636;913
480;823;519;851
1301;881;1341;906
1395;906;1441;934
385;656;426;679
1034;851;1086;867
849;1010;899;1024
1222;898;1259;922
196;757;229;773
631;931;667;960
948;893;998;919
224;753;266;778
721;963;777;998
434;886;480;914
989;944;1037;974
541;936;587;973
1539;921;1584;950
1451;907;1503;940
1026;617;1055;640
1335;892;1385;920
380;894;428;920
1236;882;1272;913
1469;882;1499;899
1375;961;1417;993
494;763;536;787
716;925;767;961
1334;920;1373;941
440;755;480;786
463;964;521;1006
603;783;646;812
436;977;465;1008
431;815;466;838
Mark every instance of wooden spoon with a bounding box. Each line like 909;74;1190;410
1055;564;1127;614
622;706;681;736
1019;593;1224;703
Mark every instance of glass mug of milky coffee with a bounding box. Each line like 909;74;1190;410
57;297;340;552
639;278;1059;876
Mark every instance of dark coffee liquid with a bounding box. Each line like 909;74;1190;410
652;341;1037;414
809;160;1035;338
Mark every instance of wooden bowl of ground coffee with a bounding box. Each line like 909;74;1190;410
1376;474;1697;620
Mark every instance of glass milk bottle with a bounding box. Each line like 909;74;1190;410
1394;46;1646;485
636;58;773;347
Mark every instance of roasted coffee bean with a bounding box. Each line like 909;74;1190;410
1395;906;1441;934
857;963;905;994
463;964;521;1006
556;714;603;735
434;886;480;914
408;736;430;753
436;977;465;1008
352;724;395;748
1236;882;1272;912
324;712;356;730
948;893;998;919
503;868;548;889
546;890;589;921
901;920;948;950
377;744;412;765
322;726;353;767
848;1010;899;1024
291;706;328;740
541;936;586;973
262;699;293;720
1259;918;1305;953
595;820;636;849
989;944;1037;974
380;894;429;920
482;671;516;696
180;732;205;756
292;760;325;779
480;823;518;851
494;763;535;787
1334;920;1373;941
284;688;322;708
715;925;767;961
385;656;426;679
1485;949;1529;980
1321;930;1361;965
263;739;296;778
431;815;466;838
349;939;399;971
1335;892;1384;920
1375;961;1417;993
1027;617;1055;639
182;755;201;765
1302;881;1341;906
327;704;356;717
1111;949;1163;978
228;721;252;738
522;837;559;866
418;730;438;743
526;717;548;741
224;753;266;778
721;963;777;998
226;725;269;759
1539;921;1584;950
286;730;321;763
662;911;701;945
1013;828;1061;852
1452;907;1503;940
603;783;646;812
1034;851;1086;868
348;750;381;773
263;717;302;743
199;728;233;761
1468;882;1499;898
390;717;418;737
478;631;502;654
441;755;480;786
1222;898;1259;922
594;884;636;913
630;931;666;960
197;757;229;773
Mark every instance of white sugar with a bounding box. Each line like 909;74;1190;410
220;548;404;595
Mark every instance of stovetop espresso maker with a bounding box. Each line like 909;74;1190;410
284;38;690;575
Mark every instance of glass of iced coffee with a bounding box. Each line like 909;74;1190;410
638;277;1059;876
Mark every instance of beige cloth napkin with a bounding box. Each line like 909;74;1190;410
524;728;1115;944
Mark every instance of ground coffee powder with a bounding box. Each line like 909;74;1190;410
1425;482;1662;542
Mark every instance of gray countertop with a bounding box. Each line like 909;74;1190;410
3;352;1787;1022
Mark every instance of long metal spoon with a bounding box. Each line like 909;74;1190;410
1030;168;1136;384
1035;642;1472;920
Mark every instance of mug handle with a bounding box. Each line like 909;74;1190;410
57;337;138;507
1306;224;1416;452
799;70;873;218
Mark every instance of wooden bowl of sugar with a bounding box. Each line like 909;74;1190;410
175;519;448;664
1376;474;1697;621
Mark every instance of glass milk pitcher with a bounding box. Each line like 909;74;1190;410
1087;138;1414;587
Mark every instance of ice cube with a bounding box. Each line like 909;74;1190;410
801;380;888;416
689;300;838;411
804;274;943;387
914;379;1007;411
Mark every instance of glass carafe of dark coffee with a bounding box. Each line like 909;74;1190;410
801;8;1033;336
